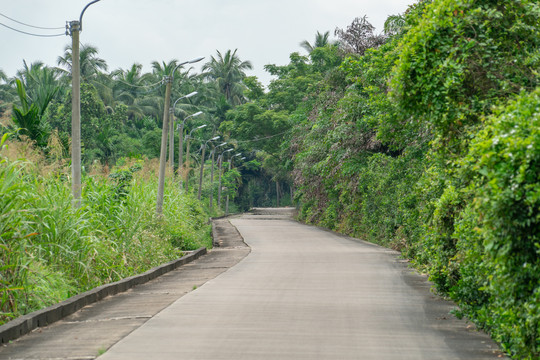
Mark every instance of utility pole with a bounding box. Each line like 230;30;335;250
225;153;241;215
184;123;206;192
218;149;233;208
69;0;101;208
155;58;203;214
177;110;202;190
209;143;226;210
198;143;206;201
169;107;174;172
178;121;184;183
209;148;215;209
225;157;232;215
198;136;220;200
156;76;172;215
70;20;81;208
185;135;191;192
217;154;222;208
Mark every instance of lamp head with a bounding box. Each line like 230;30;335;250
189;57;205;64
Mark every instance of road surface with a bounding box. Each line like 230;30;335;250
98;208;504;359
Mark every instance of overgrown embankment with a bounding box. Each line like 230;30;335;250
0;138;211;325
288;1;539;358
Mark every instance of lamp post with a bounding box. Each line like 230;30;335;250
225;153;242;215
209;142;227;210
69;0;101;208
185;124;206;192
156;57;204;215
218;148;233;208
198;136;220;200
177;110;203;185
170;92;198;172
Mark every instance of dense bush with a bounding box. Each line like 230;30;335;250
460;89;540;357
288;0;539;358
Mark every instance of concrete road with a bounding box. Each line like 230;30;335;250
0;218;249;359
100;208;505;360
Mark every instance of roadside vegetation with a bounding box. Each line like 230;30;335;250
270;1;539;358
1;0;539;358
0;136;210;324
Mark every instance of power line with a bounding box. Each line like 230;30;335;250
133;82;165;95
235;130;290;144
115;78;164;89
0;12;64;30
0;21;65;37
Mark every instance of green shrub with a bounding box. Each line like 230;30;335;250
463;88;540;358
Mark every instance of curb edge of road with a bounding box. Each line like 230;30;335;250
0;247;207;344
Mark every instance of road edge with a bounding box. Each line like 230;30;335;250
0;247;207;344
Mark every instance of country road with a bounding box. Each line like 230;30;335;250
0;208;506;359
100;208;504;360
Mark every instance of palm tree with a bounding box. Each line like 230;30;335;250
143;60;181;127
202;49;253;106
111;63;155;120
16;61;63;112
151;60;181;96
11;79;49;147
0;69;9;116
57;43;108;82
57;43;111;109
300;31;331;53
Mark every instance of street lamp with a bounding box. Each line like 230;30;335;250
225;153;242;215
209;142;227;210
218;148;234;208
169;92;198;171
177;110;203;183
184;124;207;192
69;0;101;208
198;136;220;200
156;57;204;215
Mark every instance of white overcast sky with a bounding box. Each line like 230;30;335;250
1;0;414;87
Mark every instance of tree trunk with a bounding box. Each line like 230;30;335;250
276;181;280;207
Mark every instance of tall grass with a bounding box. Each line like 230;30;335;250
0;139;211;324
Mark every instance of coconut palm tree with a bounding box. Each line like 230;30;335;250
111;63;156;120
202;49;253;106
300;31;331;53
57;43;108;82
57;43;111;109
148;60;202;125
150;60;181;96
